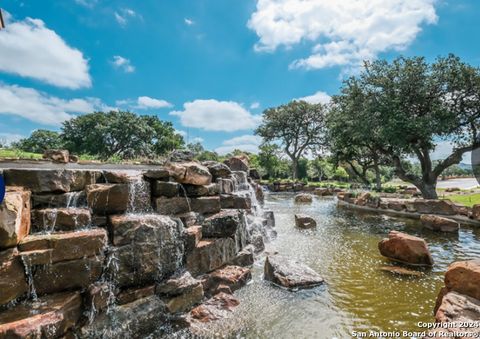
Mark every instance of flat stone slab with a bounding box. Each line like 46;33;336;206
264;255;324;290
420;214;459;233
379;265;424;277
32;208;91;232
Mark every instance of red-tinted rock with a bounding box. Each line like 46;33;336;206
294;193;313;203
0;248;28;306
86;184;129;215
413;199;456;215
445;259;480;301
190;292;240;323
156;272;204;313
186;238;237;276
43;149;70;163
420;214;459;233
184;226;202;252
85;282;113;314
264;255;324;289
0;187;31;249
434;291;480;335
224;156;249;172
201;265;251;296
155;196;191;215
191;197;221;215
31;208;91;232
184;184;219;197
168;162;212;186
378;231;434;267
117;285;156;305
202;210;242;238
152;181;180;197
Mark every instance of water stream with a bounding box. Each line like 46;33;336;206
200;192;480;338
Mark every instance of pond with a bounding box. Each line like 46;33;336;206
201;193;480;338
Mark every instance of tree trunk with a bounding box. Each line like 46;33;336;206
374;164;382;191
292;157;298;180
417;181;438;199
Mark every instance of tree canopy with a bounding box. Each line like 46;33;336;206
13;130;64;153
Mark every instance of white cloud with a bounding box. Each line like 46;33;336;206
248;0;438;70
215;134;262;155
115;8;140;26
250;102;260;109
112;55;135;73
170;99;262;132
137;96;172;109
191;137;204;143
0;84;113;126
184;18;194;25
0;15;91;89
175;130;187;137
74;0;98;8
297;91;331;104
0;133;24;146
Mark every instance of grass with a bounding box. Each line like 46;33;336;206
441;193;480;207
0;149;42;160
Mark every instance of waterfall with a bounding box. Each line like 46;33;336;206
126;172;152;214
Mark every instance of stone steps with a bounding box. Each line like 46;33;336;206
31;207;92;232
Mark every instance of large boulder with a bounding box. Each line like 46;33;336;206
4;169;100;193
295;214;317;229
264;255;324;289
156;271;204;314
86;184;129;214
189;292;239;323
107;214;184;288
224;156;249;172
0;187;31;249
152;181;180;197
191;196;221;215
413;199;456;215
168;162;212;186
0;248;28;306
433;291;480;336
155;197;191;215
204;162;232;179
201;265;251;297
202;210;242;238
420;214;459;233
184;183;219;197
31;208;91;232
378;231;434;267
445;260;480;301
43;149;70;163
229;245;255;267
0;292;82;338
294;193;313;203
186;238;237;276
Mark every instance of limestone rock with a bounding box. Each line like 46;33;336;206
413;199;456;215
264;255;324;290
184;226;202;252
86;184;129;215
43;149;70;163
0;248;28;306
471;204;480;220
176;212;201;227
191;196;221;215
117;285;155;305
420;214;459;233
152;181;180;197
445;259;480;301
295;214;317;229
201;265;251;297
0;292;82;338
434;291;480;336
202;210;242;238
186;238;237;276
294;193;313;203
155;196;191;215
205;162;232;179
264;210;275;227
224;156;249;172
143;168;170;180
229;245;255;267
156;272;204;313
378;231;434;267
0;187;31;249
168;162;212;186
216;178;234;194
102;170;142;183
190;292;239;323
355;192;371;206
32;191;86;209
31;208;91;232
184;183;219;197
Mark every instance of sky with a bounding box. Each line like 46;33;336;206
0;0;479;157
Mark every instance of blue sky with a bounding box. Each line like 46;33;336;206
0;0;479;156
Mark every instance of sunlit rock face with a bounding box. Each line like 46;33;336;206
0;160;272;338
378;230;434;267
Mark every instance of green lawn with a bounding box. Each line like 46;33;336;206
0;149;42;160
442;193;480;207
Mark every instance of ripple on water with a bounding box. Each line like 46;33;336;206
197;193;480;338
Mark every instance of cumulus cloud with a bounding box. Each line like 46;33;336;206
170;99;262;132
74;0;98;8
250;102;260;109
215;135;262;155
248;0;438;70
0;84;113;126
115;8;140;26
184;18;194;25
137;96;173;109
111;55;135;73
0;15;91;89
297;91;331;104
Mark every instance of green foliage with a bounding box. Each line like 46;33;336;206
333;167;349;181
62;111;184;160
382;186;397;193
13;130;64;153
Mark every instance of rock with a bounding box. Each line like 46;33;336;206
184;183;219;197
143;168;170;180
216;178;235;194
31;208;91;232
264;210;275;227
434;291;480;334
117;285;155;305
413;199;456;215
32;255;104;295
79;296;168;339
168;162;212;186
386;198;406;211
314;188;333;196
170;150;196;162
471;204;480;220
445;187;461;192
232;171;249;190
205;162;232;179
186;238;237;276
254;183;264;203
102;170;142;183
191;196;221;215
294;193;313;203
250;233;265;253
420;214;459;233
295;214;317;229
264;255;324;290
176;211;201;227
201;265;251;297
378;231;434;267
229;245;255;267
18;228;108;263
249;168;260;180
0;292;82;338
85;282;113;314
86;184;129;215
0;187;31;249
379;265;424;277
152;181;180;197
32;191;86;208
355;192;371;206
202;210;242;238
224;156;249;172
69;154;79;163
0;248;28;306
184;226;202;252
43;149;70;163
107;215;184;288
156;272;204;313
4;169;100;193
190;292;239;323
445;259;480;301
155;196;191;215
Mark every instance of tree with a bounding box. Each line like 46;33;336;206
331;55;480;198
14;130;63;153
308;157;335;181
255;101;327;179
62;111;184;159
